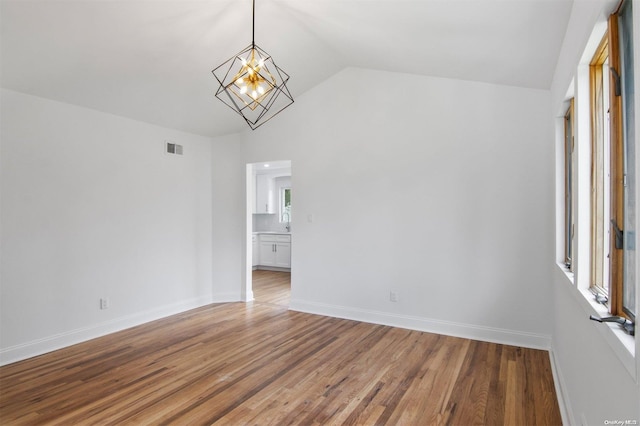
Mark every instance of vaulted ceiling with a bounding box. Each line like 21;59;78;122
1;0;573;137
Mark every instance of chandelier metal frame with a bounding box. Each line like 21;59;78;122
212;0;294;130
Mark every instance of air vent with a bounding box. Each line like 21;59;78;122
166;142;183;155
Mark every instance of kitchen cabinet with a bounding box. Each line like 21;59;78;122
274;241;291;268
258;234;291;268
255;174;275;214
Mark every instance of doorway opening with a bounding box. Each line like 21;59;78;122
245;160;292;307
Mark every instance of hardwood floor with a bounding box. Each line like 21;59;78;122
0;271;561;425
252;269;291;307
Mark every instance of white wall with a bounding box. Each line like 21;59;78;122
211;132;245;301
0;89;214;364
550;1;640;424
241;67;554;349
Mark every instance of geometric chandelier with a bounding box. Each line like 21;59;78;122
212;0;294;130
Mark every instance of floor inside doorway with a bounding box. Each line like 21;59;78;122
252;269;290;307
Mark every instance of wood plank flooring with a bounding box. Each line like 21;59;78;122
0;271;561;425
252;269;291;307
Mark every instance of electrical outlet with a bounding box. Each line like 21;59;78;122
390;291;399;302
100;298;110;310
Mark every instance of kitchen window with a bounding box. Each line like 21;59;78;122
280;187;291;223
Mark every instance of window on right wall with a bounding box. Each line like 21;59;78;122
589;0;636;321
564;99;575;271
590;31;611;299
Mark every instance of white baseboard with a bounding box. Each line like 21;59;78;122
0;295;214;366
549;343;575;426
289;299;552;350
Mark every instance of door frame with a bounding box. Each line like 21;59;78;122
244;160;292;302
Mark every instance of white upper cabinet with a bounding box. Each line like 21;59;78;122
255;174;275;214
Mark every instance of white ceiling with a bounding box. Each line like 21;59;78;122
1;0;573;138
